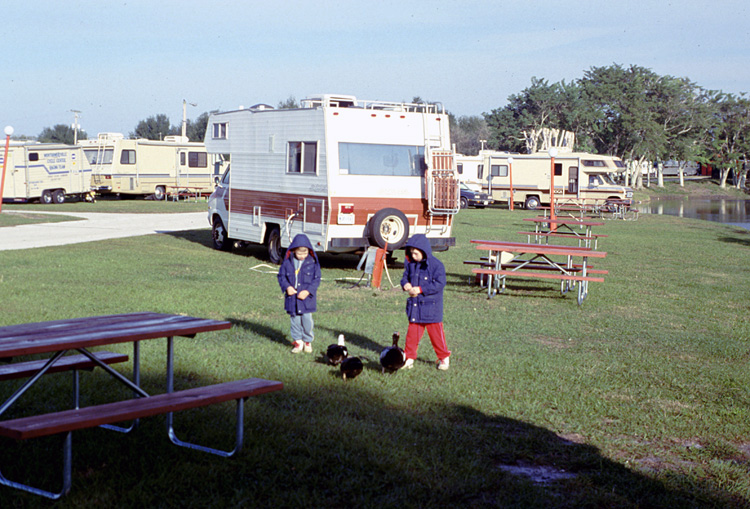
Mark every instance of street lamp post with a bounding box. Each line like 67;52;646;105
548;148;558;230
0;126;14;213
70;110;81;144
182;100;197;140
507;157;514;211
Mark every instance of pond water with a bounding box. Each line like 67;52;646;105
641;197;750;229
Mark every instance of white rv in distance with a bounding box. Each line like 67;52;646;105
79;133;222;200
1;142;91;204
205;94;460;263
457;150;633;209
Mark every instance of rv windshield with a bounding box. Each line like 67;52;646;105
339;143;425;176
83;148;114;165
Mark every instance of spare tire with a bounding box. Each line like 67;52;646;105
369;208;409;249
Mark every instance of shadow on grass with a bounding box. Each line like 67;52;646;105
0;369;737;508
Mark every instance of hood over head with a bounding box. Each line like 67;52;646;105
285;234;318;260
404;234;432;261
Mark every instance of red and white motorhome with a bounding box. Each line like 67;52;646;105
205;95;459;262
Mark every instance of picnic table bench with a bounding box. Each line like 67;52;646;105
0;312;283;499
468;239;607;305
167;185;208;202
523;217;606;248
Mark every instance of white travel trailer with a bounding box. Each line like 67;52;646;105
79;133;222;200
457;150;633;209
0;142;90;203
205;95;459;262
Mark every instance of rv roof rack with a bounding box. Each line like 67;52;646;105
301;94;444;114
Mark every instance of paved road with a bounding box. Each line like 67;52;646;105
0;211;209;251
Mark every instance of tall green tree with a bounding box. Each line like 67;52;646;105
185;112;212;142
484;77;580;153
37;124;86;144
131;114;175;140
701;92;750;188
449;114;489;155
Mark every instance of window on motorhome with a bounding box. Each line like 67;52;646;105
490;164;508;177
582;160;606;167
188;152;207;168
83;149;114;165
28;153;39;161
212;123;228;139
457;163;463;175
477;164;483;180
338;143;425;176
554;163;562;176
288;142;318;174
120;150;136;165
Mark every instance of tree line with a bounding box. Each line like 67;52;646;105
453;64;750;189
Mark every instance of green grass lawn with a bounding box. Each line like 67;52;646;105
0;207;748;508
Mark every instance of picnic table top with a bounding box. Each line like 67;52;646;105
524;217;605;227
470;239;606;258
0;312;232;357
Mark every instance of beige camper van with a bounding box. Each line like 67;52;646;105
80;133;223;200
457;150;633;209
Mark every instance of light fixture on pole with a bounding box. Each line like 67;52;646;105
548;147;558;230
0;126;14;213
182;100;197;140
507;157;514;211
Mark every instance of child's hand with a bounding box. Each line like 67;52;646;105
403;283;413;292
297;290;310;300
286;286;298;296
408;286;421;297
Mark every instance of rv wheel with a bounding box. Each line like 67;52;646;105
212;217;232;251
267;227;284;265
154;186;166;201
369;208;409;250
52;190;66;204
524;196;541;210
40;190;53;204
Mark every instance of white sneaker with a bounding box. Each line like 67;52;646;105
402;358;414;369
291;341;304;354
303;342;312;353
437;357;450;370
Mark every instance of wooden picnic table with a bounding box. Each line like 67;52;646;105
0;312;282;499
469;239;607;305
166;185;208;202
522;217;606;248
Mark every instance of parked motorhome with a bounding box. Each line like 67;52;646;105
205;95;459;262
456;150;633;209
1;142;91;203
79;133;223;199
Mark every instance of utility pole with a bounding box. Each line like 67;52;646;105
182;100;197;140
70;110;81;144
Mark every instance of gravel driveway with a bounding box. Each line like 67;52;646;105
0;211;208;251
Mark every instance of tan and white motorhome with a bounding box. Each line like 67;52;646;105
79;133;223;199
457;150;633;209
205;95;459;262
1;142;90;203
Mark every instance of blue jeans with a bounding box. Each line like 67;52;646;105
290;313;314;343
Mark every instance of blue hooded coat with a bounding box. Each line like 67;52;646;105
277;234;321;316
400;234;446;324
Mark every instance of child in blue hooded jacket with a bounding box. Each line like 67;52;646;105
277;234;321;353
400;234;451;370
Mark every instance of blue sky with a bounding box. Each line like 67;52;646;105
2;1;749;138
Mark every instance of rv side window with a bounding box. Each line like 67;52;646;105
457;163;463;175
338;143;425;176
28;153;39;162
180;153;186;166
287;142;318;174
582;160;606;167
477;164;483;180
212;123;228;139
490;164;508;177
120;150;136;165
188;152;208;168
84;149;114;165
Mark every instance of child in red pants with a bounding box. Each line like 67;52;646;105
400;234;451;370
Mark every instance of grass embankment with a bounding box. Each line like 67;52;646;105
0;207;748;507
637;178;749;202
